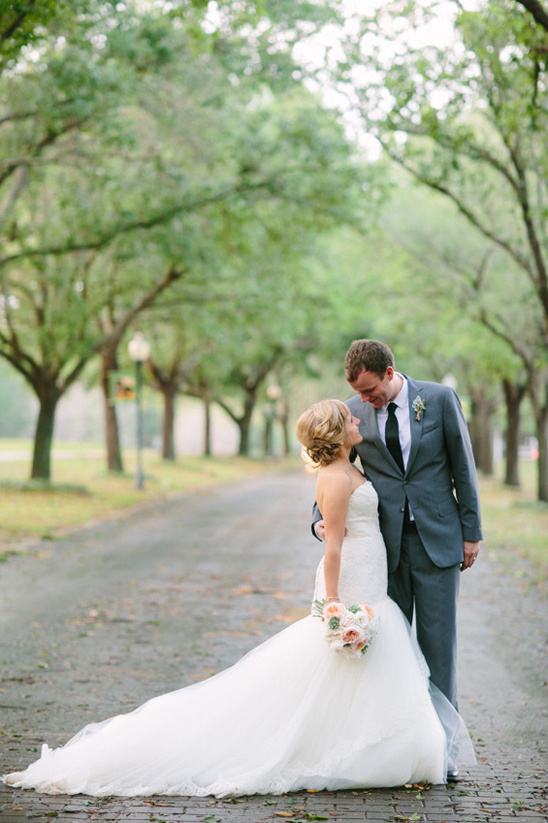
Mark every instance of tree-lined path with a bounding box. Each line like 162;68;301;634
0;471;546;822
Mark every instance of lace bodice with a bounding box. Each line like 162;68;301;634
313;482;388;607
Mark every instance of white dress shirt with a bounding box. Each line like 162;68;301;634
376;374;411;469
376;375;414;520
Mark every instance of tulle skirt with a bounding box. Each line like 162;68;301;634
3;597;474;797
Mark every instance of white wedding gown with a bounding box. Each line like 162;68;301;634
4;482;474;797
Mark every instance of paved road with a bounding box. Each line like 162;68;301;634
0;470;546;822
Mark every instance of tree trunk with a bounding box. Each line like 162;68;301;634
161;384;177;461
237;395;255;457
469;386;494;475
31;388;61;480
203;383;212;458
537;404;548;502
263;414;273;456
525;368;548;502
238;421;248;456
279;401;290;456
502;378;525;487
101;348;124;473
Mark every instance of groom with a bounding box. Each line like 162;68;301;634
313;340;482;777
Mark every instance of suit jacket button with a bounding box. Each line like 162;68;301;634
400;507;405;513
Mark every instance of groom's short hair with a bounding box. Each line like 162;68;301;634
344;339;395;382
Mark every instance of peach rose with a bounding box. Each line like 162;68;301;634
323;601;345;621
341;626;362;645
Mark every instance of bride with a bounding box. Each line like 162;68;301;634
3;399;474;797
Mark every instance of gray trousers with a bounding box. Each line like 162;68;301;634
387;521;461;709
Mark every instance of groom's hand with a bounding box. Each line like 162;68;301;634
315;520;326;541
461;541;480;571
315;520;347;541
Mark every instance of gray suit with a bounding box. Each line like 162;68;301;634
313;376;482;707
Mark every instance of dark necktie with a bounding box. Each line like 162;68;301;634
385;402;404;472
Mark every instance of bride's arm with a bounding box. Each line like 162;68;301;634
317;473;351;603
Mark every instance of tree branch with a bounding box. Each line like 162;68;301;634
383;146;534;279
513;0;548;30
479;307;532;365
0;107;41;126
0;180;275;269
98;265;184;353
393;122;522;198
0;0;40;44
214;397;243;425
0;116;90;188
503;136;548;321
0;165;28;233
0;299;45;385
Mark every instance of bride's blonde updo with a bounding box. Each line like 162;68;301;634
296;399;349;467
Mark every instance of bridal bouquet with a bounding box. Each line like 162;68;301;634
312;600;378;659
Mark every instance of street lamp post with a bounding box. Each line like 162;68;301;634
128;331;150;490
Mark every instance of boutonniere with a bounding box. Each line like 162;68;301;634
412;395;426;421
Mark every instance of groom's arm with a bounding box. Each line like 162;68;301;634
311;501;323;541
443;388;483;542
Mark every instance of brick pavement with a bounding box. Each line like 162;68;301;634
1;751;546;823
1;472;547;823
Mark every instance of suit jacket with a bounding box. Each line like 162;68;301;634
313;376;483;573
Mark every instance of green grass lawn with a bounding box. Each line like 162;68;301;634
0;442;546;580
477;461;547;583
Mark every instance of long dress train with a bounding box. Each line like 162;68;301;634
3;482;474;797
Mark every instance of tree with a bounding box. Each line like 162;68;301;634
134;74;369;459
143;309;202;461
358;174;539;487
0;0;366;476
329;0;548;498
0;8;230;478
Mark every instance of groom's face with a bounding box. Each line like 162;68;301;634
347;367;396;408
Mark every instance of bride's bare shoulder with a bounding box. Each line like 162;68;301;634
316;465;353;504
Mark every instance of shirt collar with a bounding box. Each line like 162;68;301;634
382;373;408;411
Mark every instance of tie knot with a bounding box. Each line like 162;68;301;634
388;402;398;415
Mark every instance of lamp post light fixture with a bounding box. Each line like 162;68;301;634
128;331;151;490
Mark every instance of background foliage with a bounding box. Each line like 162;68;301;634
0;0;546;503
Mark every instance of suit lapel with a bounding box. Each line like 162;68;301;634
361;401;381;443
405;375;425;474
362;399;404;474
353;381;425;476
